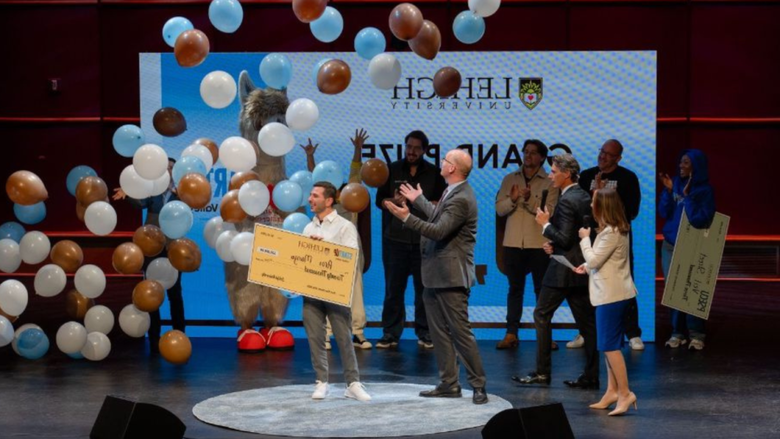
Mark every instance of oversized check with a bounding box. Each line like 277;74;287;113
662;211;730;320
247;224;359;307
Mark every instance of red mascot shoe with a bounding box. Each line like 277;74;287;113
237;328;266;353
266;327;295;350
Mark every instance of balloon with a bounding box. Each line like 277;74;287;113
84;201;117;236
74;264;106;299
150;171;171;197
153;107;187;137
209;0;243;33
119;165;153;199
312;160;344;188
66;166;98;196
133;225;166;257
0;239;22;273
173;156;208;185
0;222;25;243
292;0;327;23
133;144;169;180
19;231;50;265
174;29;209;68
258;122;295;157
181;144;214;173
159;201;194;239
34;264;67;297
468;0;501;18
238;180;270;216
132;280;165;312
177;173;212;209
14;202;46;225
203;217;236;249
6;170;48;206
65;289;94;320
310;6;343;43
200;70;237;109
283;212;309;234
389;3;424;41
112;242;145;274
159;330;192;365
355;27;386;61
434;66;463;98
168;238;202;272
162;16;193;47
0;279;28;315
368;53;402;90
272;180;303;212
216;230;238;262
145;258;179;290
317;59;351;95
81;332;111;361
84;305;115;335
74;176;108;208
194;138;220;165
0;315;13;347
340;183;370;213
285;99;319;132
17;328;49;360
118;305;151;338
229;232;254;266
220;190;247;223
453;10;485;44
112;124;145;157
50;240;83;272
409;20;441;60
228;171;261;191
289;170;313;206
311;58;331;86
361;158;390;187
259;53;293;90
219;136;256;172
11;324;41;356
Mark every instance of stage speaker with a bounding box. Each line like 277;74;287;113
482;403;574;439
90;395;186;439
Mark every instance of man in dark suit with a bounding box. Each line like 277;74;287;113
513;153;600;389
385;149;488;405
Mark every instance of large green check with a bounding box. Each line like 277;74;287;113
662;211;730;319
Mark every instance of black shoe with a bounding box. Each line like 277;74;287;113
419;384;462;398
512;371;551;385
376;335;398;349
563;374;600;389
417;334;434;349
472;387;488;405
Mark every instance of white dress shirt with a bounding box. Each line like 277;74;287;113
303;209;359;249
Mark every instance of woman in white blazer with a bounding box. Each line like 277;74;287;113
574;188;637;416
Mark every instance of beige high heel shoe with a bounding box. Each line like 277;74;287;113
608;392;638;416
589;394;618;410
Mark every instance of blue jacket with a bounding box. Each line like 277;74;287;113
658;149;716;245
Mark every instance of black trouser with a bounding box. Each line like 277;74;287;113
381;239;428;340
144;256;186;341
623;229;642;340
504;247;549;336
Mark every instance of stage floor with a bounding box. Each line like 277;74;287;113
1;338;778;439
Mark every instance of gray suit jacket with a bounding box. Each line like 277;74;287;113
404;181;477;289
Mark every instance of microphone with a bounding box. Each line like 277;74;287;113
583;215;593;228
540;189;549;212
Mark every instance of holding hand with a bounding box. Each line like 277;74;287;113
384;199;410;220
542;241;554;255
578;227;591;239
399;183;423;203
535;206;550;226
573;263;587;275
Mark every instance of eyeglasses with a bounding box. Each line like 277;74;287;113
598;149;620;159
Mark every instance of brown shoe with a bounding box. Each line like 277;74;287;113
496;333;519;350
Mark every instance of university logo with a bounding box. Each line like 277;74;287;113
519;78;543;110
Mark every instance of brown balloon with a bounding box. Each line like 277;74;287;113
409;20;441;61
229;171;261;191
112;242;145;274
177;173;212;209
76;202;86;222
6;170;48;206
50;240;84;272
194;138;219;165
174;29;209;68
65;289;94;320
153;107;187;137
132;280;165;313
75;176;108;207
292;0;328;23
433;66;463;98
389;3;424;41
360;159;390;188
133;225;166;257
168;238;202;272
220;190;247;223
340;183;370;213
159;329;192;365
317;59;352;95
0;307;18;323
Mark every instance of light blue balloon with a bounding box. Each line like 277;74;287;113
159;201;194;239
453;11;486;45
17;328;49;360
209;0;243;34
310;6;343;43
172;155;208;185
272;180;303;213
162;16;194;48
283;212;310;234
14;202;46;225
0;222;25;243
112;125;145;158
311;58;331;85
289;170;313;206
354;27;386;60
312;160;344;189
66;165;98;196
260;53;293;90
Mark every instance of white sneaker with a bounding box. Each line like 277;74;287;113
345;382;371;402
665;336;687;348
629;337;645;351
566;334;584;349
312;381;329;400
688;339;705;351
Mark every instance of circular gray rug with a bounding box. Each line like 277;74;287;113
193;383;513;437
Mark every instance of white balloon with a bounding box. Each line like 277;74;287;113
118;304;151;338
0;238;22;273
84;305;115;335
285;98;319;131
257;122;295;157
203;217;236;249
216;230;238;262
133;144;169;180
119;165;154;199
229;232;254;266
150;170;171;197
56;321;88;354
0;315;14;347
19;231;51;265
182;144;214;172
219;136;256;172
145;257;178;290
368;53;402;90
468;0;501;17
238;180;270;216
81;331;111;361
74;264;106;299
0;279;28;316
34;264;67;298
200;70;237;109
12;323;42;355
84;201;117;236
